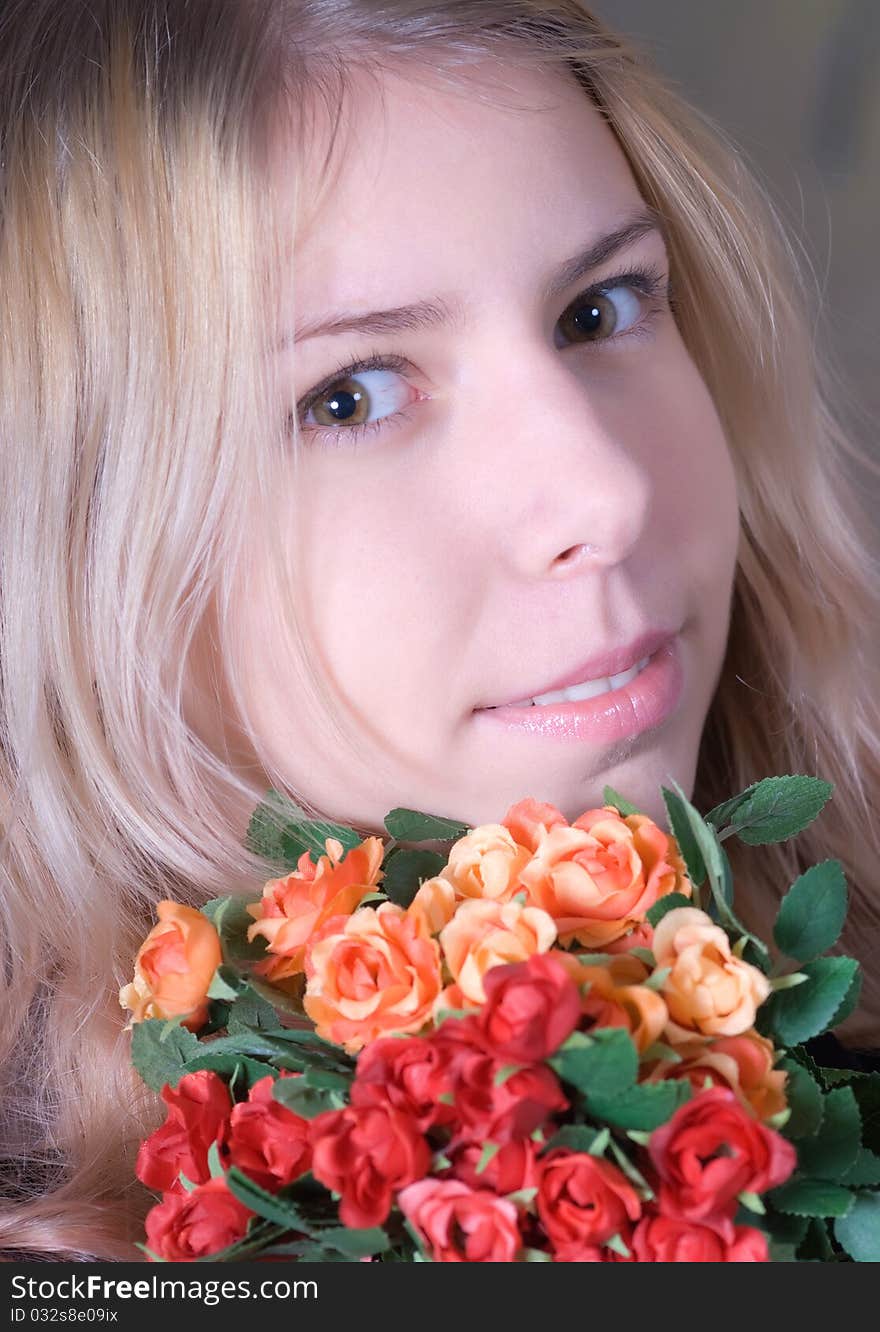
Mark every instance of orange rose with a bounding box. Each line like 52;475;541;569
438;899;557;1004
652;907;772;1039
518;806;690;948
439;824;533;904
407;877;457;937
501;797;569;853
119;901;221;1031
556;952;668;1053
246;836;384;982
647;1030;787;1121
303;903;443;1053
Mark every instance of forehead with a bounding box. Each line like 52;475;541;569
282;58;645;318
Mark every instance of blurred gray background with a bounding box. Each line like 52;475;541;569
594;0;880;463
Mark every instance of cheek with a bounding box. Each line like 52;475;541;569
298;471;453;715
648;349;741;577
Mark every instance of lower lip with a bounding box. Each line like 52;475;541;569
472;635;684;745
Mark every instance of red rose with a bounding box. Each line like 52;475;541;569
398;1179;522;1262
351;1036;456;1131
478;953;582;1063
448;1139;539;1195
648;1086;796;1220
431;1016;567;1145
309;1103;430;1229
227;1076;312;1191
632;1210;769;1262
537;1149;642;1257
136;1071;231;1193
145;1177;252;1261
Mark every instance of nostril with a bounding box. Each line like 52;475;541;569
555;542;598;568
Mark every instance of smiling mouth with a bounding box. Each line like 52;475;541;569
481;654;652;710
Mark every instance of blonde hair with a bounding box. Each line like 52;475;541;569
1;0;878;1260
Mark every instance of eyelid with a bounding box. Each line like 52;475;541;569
294;260;672;430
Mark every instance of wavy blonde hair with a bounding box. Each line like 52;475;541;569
1;0;878;1260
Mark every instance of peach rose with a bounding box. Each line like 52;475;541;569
648;1029;787;1121
518;806;690;948
556;952;668;1053
438;899;557;1005
501;797;569;853
407;877;456;937
652;907;772;1039
303;902;443;1053
439;824;533;904
246;836;384;982
119;901;221;1031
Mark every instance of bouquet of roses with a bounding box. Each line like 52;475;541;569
121;776;880;1262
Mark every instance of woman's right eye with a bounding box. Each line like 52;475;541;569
295;354;426;447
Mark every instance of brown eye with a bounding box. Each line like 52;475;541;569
310;376;370;427
558;285;644;343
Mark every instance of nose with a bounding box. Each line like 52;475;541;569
462;334;654;578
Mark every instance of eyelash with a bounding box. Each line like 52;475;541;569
294;262;673;449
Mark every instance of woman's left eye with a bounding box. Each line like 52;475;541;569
294;267;670;448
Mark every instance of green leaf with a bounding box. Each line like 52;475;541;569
587;1080;691;1131
768;1179;854;1218
302;1066;352;1094
773;860;848;962
761;956;860;1046
605;1232;632;1258
207;1140;225;1180
225;1167;315;1231
202;896;266;965
183;1052;276;1090
227;984;280;1034
271;1077;344;1119
541;1124;609;1155
207;964;245;1002
796;1217;834;1261
130;1020;201;1092
549;1028;638;1101
762;1209;809;1246
607;1139;654;1198
383;808;471;842
841;1149;880;1188
799;1087;861;1181
521;1247;553;1262
660;786;706;887
245;788;364;868
719;775;833;846
850;1073;880;1155
645;893;693;928
381;848;447;909
834;1191;880;1261
664;779;768;959
704;785;760;832
778;1059;824;1140
476;1142;500;1174
828;966;863;1032
309;1226;389;1257
602;786;642;817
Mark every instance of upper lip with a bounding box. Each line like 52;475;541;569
477;627;678;708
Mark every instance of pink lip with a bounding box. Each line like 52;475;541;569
477;627;679;709
472;634;684;746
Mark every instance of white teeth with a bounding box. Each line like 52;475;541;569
504;655;651;708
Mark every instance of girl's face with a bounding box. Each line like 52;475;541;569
239;60;740;831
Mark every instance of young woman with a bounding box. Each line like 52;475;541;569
1;0;878;1261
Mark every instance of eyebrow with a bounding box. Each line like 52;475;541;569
290;205;667;345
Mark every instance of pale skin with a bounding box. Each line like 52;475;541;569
223;58;741;838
